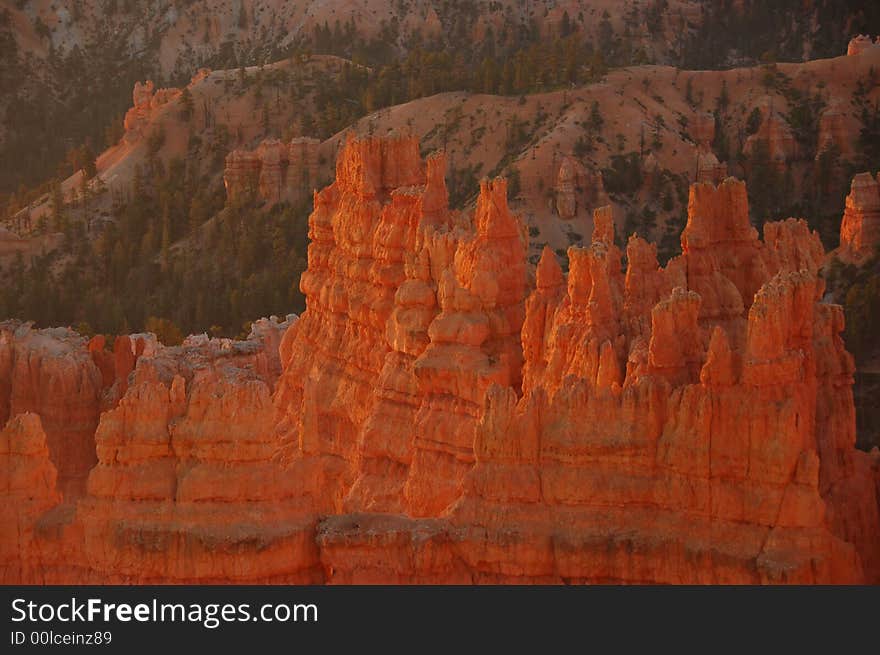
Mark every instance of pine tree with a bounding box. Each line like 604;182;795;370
50;182;66;232
561;11;572;37
82;145;97;179
598;11;615;62
717;80;730;112
237;2;248;29
160;201;171;272
180;87;194;121
589;101;604;131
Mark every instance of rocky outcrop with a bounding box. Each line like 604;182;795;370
4;318;302;584
223;149;261;204
190;68;211;85
289;137;321;190
696;150;728;185
131;80;155;109
224;136;321;206
554;156;603;219
816;99;853;161
838;171;880;263
123;80;181;144
0;414;62;584
257;139;287;204
743;96;798;167
273;134;528;517
847;35;880;56
0;227;62;261
2;137;878;584
691;111;716;146
0;322;102;498
75;321;316;583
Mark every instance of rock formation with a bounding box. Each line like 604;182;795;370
0;227;64;262
224;136;320;206
1;317;298;583
691;111;728;185
0;322;103;498
847;35;880;56
190;68;212;85
257;139;287;204
0;413;62;584
743;96;798;167
838;171;880;263
2;137;878;584
123;80;181;144
554;156;604;219
223;149;262;204
816;99;853;161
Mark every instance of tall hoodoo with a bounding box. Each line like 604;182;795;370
839;171;880;263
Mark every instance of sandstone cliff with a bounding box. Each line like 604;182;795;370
2;138;878;584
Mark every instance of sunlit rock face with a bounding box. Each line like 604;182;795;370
838;172;880;264
2;137;878;584
847;35;880;57
123;80;181;144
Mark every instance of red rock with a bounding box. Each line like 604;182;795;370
847;35;880;56
554;156;604;219
122;80;180;144
111;334;139;403
2;138;878;584
257;139;287;204
816;99;853;161
87;336;114;388
838;171;880;263
0;413;62;583
743;96;799;167
696;148;728;185
691;111;728;185
288;137;321;194
691;111;716;147
225;137;322;206
223;149;261;203
0;322;102;498
132;80;154;107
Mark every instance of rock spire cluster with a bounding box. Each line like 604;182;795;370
1;137;878;584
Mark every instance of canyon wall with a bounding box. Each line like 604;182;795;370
1;137;878;584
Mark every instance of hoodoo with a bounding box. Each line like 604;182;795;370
1;136;878;584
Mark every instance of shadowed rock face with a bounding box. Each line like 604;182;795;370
224;137;321;206
2;137;879;584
